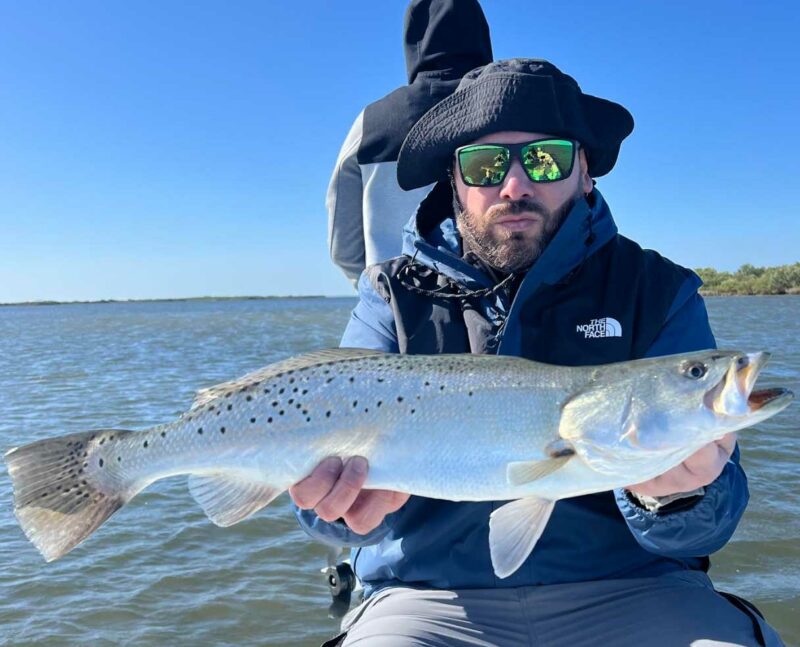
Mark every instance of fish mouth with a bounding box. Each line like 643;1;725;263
748;387;793;411
706;351;794;415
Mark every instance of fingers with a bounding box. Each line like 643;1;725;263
289;456;409;535
288;456;345;510
344;489;411;535
314;456;370;522
682;433;736;483
289;456;370;522
627;434;737;498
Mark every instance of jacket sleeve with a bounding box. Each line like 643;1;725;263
327;111;367;288
614;277;750;557
294;273;400;546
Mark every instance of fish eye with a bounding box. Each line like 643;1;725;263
682;361;708;380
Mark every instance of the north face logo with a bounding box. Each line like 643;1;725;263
576;317;622;339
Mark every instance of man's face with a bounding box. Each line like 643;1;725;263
454;131;593;273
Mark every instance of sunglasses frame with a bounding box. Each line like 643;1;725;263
455;138;578;187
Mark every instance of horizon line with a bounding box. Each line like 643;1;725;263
0;295;356;307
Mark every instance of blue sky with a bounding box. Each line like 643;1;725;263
1;0;798;302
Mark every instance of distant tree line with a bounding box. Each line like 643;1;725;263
695;263;800;295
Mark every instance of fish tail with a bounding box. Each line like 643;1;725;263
4;429;137;562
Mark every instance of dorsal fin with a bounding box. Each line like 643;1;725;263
189;348;387;411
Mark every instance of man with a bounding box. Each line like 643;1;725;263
327;0;492;287
298;60;784;646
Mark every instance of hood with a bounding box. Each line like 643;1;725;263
404;0;493;84
400;182;619;292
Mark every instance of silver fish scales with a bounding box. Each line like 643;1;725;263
4;348;793;577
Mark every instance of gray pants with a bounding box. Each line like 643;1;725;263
330;572;783;647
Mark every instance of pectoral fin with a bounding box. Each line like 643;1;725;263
489;497;555;578
188;473;282;527
506;454;571;486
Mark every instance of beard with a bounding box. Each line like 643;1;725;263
456;186;585;274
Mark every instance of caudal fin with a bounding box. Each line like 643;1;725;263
4;430;135;561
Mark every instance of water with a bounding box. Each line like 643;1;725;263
0;296;797;646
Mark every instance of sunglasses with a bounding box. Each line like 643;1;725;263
456;138;577;187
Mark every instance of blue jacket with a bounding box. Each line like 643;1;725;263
297;188;749;596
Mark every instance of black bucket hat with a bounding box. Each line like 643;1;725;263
397;58;634;190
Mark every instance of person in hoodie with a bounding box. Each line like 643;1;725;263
299;60;784;646
327;0;492;287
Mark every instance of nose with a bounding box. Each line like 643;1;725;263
499;160;534;201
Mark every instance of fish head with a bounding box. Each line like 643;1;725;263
560;350;793;475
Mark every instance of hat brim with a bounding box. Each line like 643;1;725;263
397;73;633;190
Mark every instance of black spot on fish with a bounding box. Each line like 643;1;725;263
268;417;273;423
209;405;215;411
377;378;384;383
289;378;295;384
272;401;278;407
279;410;285;416
251;417;256;423
198;428;203;435
246;396;252;402
99;459;104;467
227;404;233;411
425;381;430;386
364;408;369;413
99;438;105;445
325;411;331;418
352;400;358;407
306;417;311;422
161;431;166;437
326;377;334;384
349;377;355;383
302;409;308;415
288;398;294;405
117;457;122;462
225;392;232;398
411;409;416;414
220;427;226;434
264;388;271;394
377;401;383;407
397;396;404;403
468;391;473;396
295;404;301;409
302;389;308;395
440;385;445;391
144;441;149;448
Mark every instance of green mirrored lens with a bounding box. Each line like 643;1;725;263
521;140;574;182
458;146;510;186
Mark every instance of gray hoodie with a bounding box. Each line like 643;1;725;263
326;0;493;285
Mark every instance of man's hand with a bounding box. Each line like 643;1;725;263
289;456;410;535
627;433;737;498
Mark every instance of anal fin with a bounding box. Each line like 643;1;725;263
489;497;555;579
188;473;282;527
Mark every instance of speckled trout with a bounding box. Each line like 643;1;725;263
5;348;793;577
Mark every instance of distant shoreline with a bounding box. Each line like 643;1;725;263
2;293;796;307
0;295;354;307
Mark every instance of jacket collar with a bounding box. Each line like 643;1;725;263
401;181;618;291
